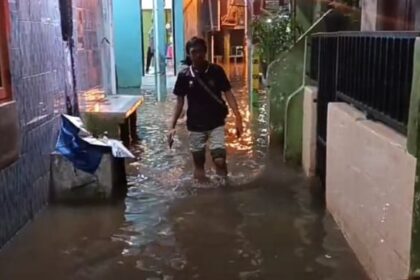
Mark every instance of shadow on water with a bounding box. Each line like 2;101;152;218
0;82;368;279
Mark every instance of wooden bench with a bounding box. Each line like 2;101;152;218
80;91;144;147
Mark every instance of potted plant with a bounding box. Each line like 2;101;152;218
252;10;302;79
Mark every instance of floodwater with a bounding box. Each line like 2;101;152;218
0;81;368;280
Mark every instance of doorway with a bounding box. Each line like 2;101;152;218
141;0;176;85
203;0;248;83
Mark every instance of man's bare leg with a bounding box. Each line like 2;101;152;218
192;151;208;182
213;156;229;187
213;157;228;177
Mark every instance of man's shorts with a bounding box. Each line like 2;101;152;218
189;126;226;159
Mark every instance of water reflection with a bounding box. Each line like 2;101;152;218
0;84;367;280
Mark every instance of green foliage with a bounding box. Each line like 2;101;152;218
252;12;302;64
341;0;359;7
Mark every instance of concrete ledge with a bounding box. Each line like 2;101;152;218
0;101;19;170
326;103;416;280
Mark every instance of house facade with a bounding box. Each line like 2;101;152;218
0;0;107;248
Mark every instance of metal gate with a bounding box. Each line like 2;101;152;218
309;35;338;186
310;32;418;186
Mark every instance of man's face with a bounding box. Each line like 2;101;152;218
189;45;206;66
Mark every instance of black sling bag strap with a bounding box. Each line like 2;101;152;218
189;66;228;109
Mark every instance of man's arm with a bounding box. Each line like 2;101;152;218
167;96;184;147
171;96;185;129
225;90;243;138
225;90;240;118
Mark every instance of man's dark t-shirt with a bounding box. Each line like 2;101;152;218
173;63;232;132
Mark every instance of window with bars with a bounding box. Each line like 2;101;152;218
0;1;11;102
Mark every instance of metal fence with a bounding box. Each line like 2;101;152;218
310;31;419;185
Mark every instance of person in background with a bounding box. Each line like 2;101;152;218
168;37;243;183
166;34;174;69
146;22;154;74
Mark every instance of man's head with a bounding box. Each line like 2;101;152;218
186;37;207;67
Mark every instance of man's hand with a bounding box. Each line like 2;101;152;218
235;117;244;138
168;96;185;149
224;90;243;138
167;128;176;148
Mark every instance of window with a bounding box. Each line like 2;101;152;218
0;0;11;101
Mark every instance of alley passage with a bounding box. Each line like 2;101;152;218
0;83;367;280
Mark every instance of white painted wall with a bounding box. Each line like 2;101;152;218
326;103;416;280
361;0;377;31
416;2;420;30
302;86;318;177
141;0;172;9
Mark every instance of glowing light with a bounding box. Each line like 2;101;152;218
93;103;100;112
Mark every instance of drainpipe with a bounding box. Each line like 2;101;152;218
59;0;79;116
68;38;80;116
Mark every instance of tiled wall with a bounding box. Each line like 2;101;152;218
0;0;104;248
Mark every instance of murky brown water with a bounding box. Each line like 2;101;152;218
0;82;368;280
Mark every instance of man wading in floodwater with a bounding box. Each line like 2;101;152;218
168;37;244;182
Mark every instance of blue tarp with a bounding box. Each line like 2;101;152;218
55;115;107;174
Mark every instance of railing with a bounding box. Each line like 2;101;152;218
266;9;333;164
311;31;419;134
310;31;419;185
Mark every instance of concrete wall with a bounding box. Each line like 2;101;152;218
0;0;107;248
173;0;185;73
326;103;417;280
113;0;142;88
302;86;317;177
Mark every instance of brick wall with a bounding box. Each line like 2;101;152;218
0;0;104;248
73;0;102;92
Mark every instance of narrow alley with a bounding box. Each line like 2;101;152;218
0;83;367;279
